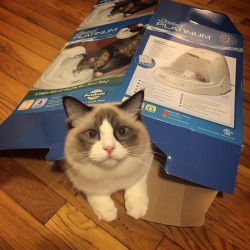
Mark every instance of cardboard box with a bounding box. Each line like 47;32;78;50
144;160;218;226
0;0;243;226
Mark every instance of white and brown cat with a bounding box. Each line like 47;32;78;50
63;90;153;222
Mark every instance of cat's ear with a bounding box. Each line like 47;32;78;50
63;96;91;127
119;90;144;119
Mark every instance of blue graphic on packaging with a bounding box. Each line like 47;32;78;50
68;14;152;43
31;98;48;109
148;1;243;51
137;55;155;68
13;87;119;115
140;100;242;146
13;76;123;115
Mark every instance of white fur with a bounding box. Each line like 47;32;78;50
125;173;149;219
87;195;118;222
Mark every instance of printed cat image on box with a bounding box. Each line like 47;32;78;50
79;0;158;29
33;27;145;90
62;90;153;222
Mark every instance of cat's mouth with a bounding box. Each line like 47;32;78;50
100;157;119;168
99;153;127;168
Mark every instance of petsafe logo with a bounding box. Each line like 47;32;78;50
223;129;233;136
220;34;237;46
83;89;108;100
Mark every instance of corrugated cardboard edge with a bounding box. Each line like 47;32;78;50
143;160;218;227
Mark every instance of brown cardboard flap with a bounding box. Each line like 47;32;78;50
143;160;218;227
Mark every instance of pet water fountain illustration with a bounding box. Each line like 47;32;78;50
34;46;94;89
152;48;232;95
79;3;124;29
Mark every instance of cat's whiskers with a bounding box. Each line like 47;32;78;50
77;159;96;176
58;174;74;195
46;169;70;191
127;154;168;193
46;157;91;191
73;162;91;188
127;154;152;168
66;151;90;160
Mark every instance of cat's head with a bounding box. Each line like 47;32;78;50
63;91;151;168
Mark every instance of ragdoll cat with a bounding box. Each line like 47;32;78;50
63;90;153;222
75;28;145;76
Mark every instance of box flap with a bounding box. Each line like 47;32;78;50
143;116;241;194
150;0;242;36
116;0;243;194
0;0;243;194
0;111;66;156
144;160;218;226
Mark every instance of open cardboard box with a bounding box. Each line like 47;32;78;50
144;160;218;226
0;0;242;226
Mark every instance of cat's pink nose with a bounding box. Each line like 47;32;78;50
104;145;115;156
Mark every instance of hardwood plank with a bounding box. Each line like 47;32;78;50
0;52;40;88
61;0;96;11
0;19;59;61
62;191;164;250
149;223;239;250
243;57;250;81
0;35;50;73
156;236;185;250
236;164;250;192
0;0;76;39
12;0;81;28
14;156;165;250
243;79;250;96
241;18;250;27
0;71;30;103
0;189;68;249
175;0;250;19
0;235;13;250
0;92;19;123
204;188;250;249
0;6;67;49
208;0;250;19
39;0;92;21
0;157;66;224
46;202;128;250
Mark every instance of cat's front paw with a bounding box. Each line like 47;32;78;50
87;195;118;222
94;205;118;222
125;194;149;220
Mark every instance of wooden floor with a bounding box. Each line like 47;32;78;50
0;0;249;249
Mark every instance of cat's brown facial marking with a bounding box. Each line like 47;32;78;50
76;107;140;152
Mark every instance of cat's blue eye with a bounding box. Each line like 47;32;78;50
116;126;129;137
86;129;99;140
